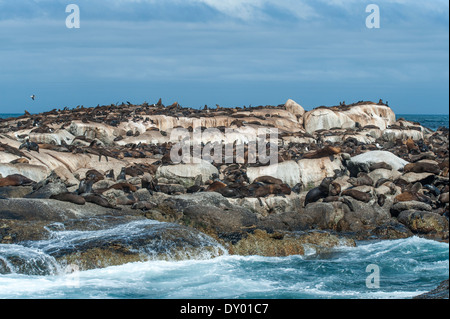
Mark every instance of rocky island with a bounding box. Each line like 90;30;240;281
0;99;448;297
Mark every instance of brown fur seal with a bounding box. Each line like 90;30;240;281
85;169;104;183
341;189;372;203
369;162;393;171
404;162;440;175
0;174;35;187
50;192;86;205
304;187;327;206
206;181;227;192
254;183;291;197
349;173;373;187
254;176;283;185
328;182;341;196
108;183;138;193
83;194;115;208
377;194;387;207
9;158;30;164
302;146;341;159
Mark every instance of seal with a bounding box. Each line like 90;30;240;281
328;182;341;196
9;158;29;164
341;189;372;203
85;169;104;183
349;173;373;187
254;183;291;198
0;174;35;187
19;139;39;153
50;192;86;205
404;162;440;175
206;181;227;192
304;187;327;206
77;179;94;195
254;176;284;185
302;146;341;159
369;162;393;171
83;194;116;208
107;182;138;193
377;194;387;207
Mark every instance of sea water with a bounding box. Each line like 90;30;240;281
0;231;448;299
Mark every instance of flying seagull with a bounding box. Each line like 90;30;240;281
30;95;35;100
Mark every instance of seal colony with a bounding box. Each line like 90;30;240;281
0;99;448;281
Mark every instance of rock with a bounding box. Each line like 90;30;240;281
347;151;409;176
398;172;435;184
390;201;432;217
439;192;449;204
0;164;48;183
414;279;449;299
24;181;68;199
397;210;449;234
336;197;392;233
156;160;219;188
50;220;227;271
285;99;305;124
181;204;258;242
303;202;345;230
368;221;413;240
303;104;395;134
297;155;344;188
0;186;33;198
229;229;355;257
246;161;301;187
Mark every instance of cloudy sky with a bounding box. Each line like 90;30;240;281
0;0;448;114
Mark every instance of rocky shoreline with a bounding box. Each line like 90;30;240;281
0;99;448;297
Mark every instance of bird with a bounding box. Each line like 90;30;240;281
30;95;35;100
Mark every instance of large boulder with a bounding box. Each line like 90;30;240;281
303;104;395;134
156;160;219;188
246;161;301;187
347;151;409;176
397;210;449;235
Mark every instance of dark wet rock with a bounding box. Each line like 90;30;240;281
390;201;432;217
397;210;449;235
24;181;68;199
51;220;226;271
228;229;355;257
414;279;449;299
0;186;33;198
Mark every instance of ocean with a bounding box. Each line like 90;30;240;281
0;113;449;300
0;219;448;299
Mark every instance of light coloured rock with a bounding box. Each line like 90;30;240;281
304;104;395;134
382;128;424;141
297;155;344;188
246;161;301;187
285;99;305;117
349;151;409;171
399;172;435;184
369;168;402;182
29;129;75;145
0;163;49;182
156;160;219;188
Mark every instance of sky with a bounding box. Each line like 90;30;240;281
0;0;448;115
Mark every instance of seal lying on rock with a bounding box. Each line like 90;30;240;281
0;174;35;187
50;192;86;205
341;189;372;203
